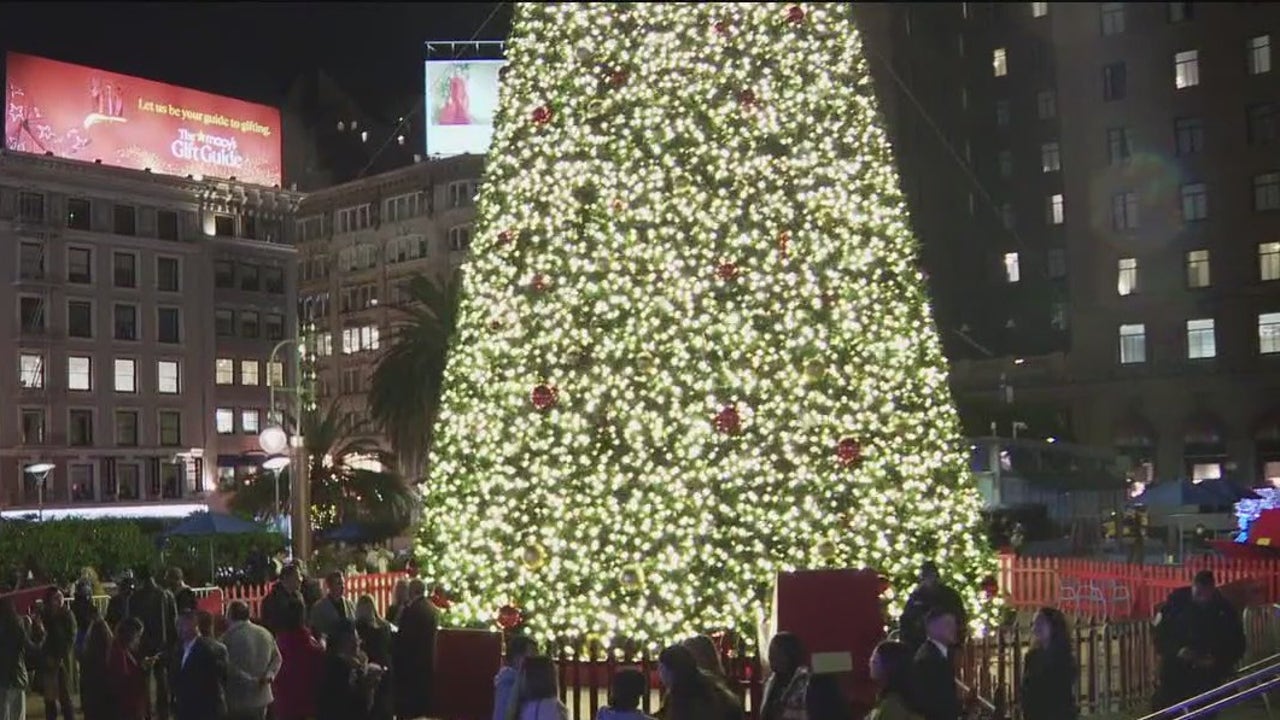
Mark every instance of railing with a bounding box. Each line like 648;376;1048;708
218;571;407;618
1136;655;1280;720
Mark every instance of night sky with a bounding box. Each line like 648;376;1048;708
0;2;512;111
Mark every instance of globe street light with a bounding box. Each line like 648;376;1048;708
261;455;291;540
24;462;55;522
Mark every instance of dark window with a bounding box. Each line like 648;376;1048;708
113;253;137;288
214;215;235;237
1103;62;1127;101
115;411;139;447
113;204;137;236
20;297;44;333
266;314;285;341
69;410;93;447
215;309;234;337
157;210;179;241
1249;103;1278;146
114;304;138;341
264;267;285;294
21;410;45;445
159;411;182;447
68;301;92;338
1175;117;1205;155
241;311;260;339
1107;127;1132;164
158;308;180;344
67;198;91;230
240;264;260;292
68;248;92;283
157;257;180;292
1169;2;1192;22
18;192;45;223
243;215;258;240
19;242;44;280
214;260;235;288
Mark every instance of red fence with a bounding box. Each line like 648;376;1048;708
999;553;1280;619
220;571;407;619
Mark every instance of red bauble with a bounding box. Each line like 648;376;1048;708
787;5;806;23
738;89;758;109
607;69;629;88
531;384;558;411
716;262;740;281
714;405;742;435
777;230;791;258
497;604;523;630
980;575;999;599
714;19;732;36
836;437;863;466
498;229;516;246
532;105;553;125
531;274;549;292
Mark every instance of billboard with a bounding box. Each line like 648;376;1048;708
424;60;504;157
5;52;282;187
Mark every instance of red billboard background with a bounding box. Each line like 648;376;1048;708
5;52;281;187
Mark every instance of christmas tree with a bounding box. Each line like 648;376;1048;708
419;1;996;648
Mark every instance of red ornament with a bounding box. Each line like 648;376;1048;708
531;384;558;411
532;105;553;125
738;89;758;110
836;437;863;467
980;575;999;599
531;274;549;292
713;19;732;36
607;69;629;88
777;231;791;258
716;262;740;281
714;405;742;435
497;604;523;630
498;229;516;246
787;5;806;23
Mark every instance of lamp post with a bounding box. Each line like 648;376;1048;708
265;338;312;563
24;462;55;522
260;454;291;539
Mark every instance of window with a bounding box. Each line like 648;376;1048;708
20;242;44;280
1103;63;1127;101
158;360;180;394
1181;183;1208;221
268;361;285;387
1040;142;1061;173
215;358;235;385
1036;90;1056;119
157;257;180;292
1186;318;1217;359
1186;250;1211;288
113;304;138;341
1255;172;1280;211
215;309;234;337
1111;192;1139;230
21;409;45;445
160;462;183;499
158;307;180;344
214;260;235;289
68;301;93;338
1174;117;1204;155
1100;3;1125;35
1117;258;1139;296
242;216;258;240
266;314;285;341
19;353;44;389
385;191;427;222
1047;248;1067;279
337;204;372;234
71;465;95;502
1261;313;1280;354
1047;194;1065;225
341;368;363;395
1000;203;1015;230
216;408;235;435
1107;127;1133;164
997;150;1013;178
20;296;44;334
1249;103;1279;146
18;191;45;222
67;247;92;283
1003;252;1021;283
213;215;235;237
315;333;333;357
242;410;261;435
66;198;91;230
342;325;381;354
114;358;137;393
69;410;94;447
993;48;1008;77
158;411;181;447
387;235;429;264
1168;2;1192;22
1261;242;1280;281
241;311;261;339
297;215;325;243
113;252;137;288
1249;35;1272;75
1119;324;1147;364
111;412;138;449
68;356;92;391
240;360;260;386
449;226;472;252
113;204;136;235
264;266;285;294
1175;50;1200;89
1032;2;1048;17
447;181;479;208
240;264;260;292
995;100;1010;127
157;210;179;241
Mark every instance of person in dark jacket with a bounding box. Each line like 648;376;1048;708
260;565;307;637
390;579;437;719
170;611;227;720
1152;570;1246;712
354;595;393;720
1021;607;1076;720
317;620;380;720
166;568;198;617
909;607;962;720
70;582;96;655
37;586;77;720
78;614;114;720
105;571;137;629
0;597;39;720
899;561;967;651
133;566;179;720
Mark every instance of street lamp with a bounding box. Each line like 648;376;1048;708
261;455;291;540
266;338;311;562
24;462;55;522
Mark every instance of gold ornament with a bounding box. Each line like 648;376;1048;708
522;543;547;571
816;540;837;559
804;359;825;381
621;566;643;589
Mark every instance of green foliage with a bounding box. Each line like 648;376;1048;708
160;532;287;586
0;519;153;586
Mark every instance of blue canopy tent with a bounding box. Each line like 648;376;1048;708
162;512;269;581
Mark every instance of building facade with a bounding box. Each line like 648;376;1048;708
859;2;1280;486
0;151;300;514
295;155;483;472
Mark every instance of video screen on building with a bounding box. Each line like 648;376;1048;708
5;52;282;187
424;60;505;158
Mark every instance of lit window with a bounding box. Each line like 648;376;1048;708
1119;324;1147;364
1175;50;1200;89
1260;242;1280;282
1192;463;1223;483
1181;183;1208;221
216;409;235;435
1117;258;1138;296
993;48;1008;77
268;361;285;388
1186;250;1211;288
1100;3;1125;35
241;410;260;435
1111;192;1139;230
1047;194;1065;225
1040;142;1061;173
1036;90;1056;119
240;360;260;386
68;356;92;391
1003;252;1021;283
113;359;136;393
1255;172;1280;211
158;360;180;394
1260;312;1280;354
1249;35;1272;75
1032;2;1048;17
216;358;235;385
1186;318;1217;359
19;353;44;389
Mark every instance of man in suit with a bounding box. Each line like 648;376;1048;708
134;566;179;720
1153;570;1246;713
171;610;228;720
899;561;968;651
910;607;962;720
309;571;356;642
391;579;439;720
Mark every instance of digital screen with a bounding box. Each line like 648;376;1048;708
424;60;505;158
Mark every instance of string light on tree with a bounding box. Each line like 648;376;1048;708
418;1;997;650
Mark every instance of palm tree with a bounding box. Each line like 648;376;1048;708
229;401;416;535
369;270;463;480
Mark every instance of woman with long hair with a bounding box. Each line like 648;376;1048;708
78;613;114;720
355;594;394;720
273;599;325;720
681;635;742;719
515;655;567;720
1021;607;1077;720
657;644;730;720
865;641;916;720
106;617;150;720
